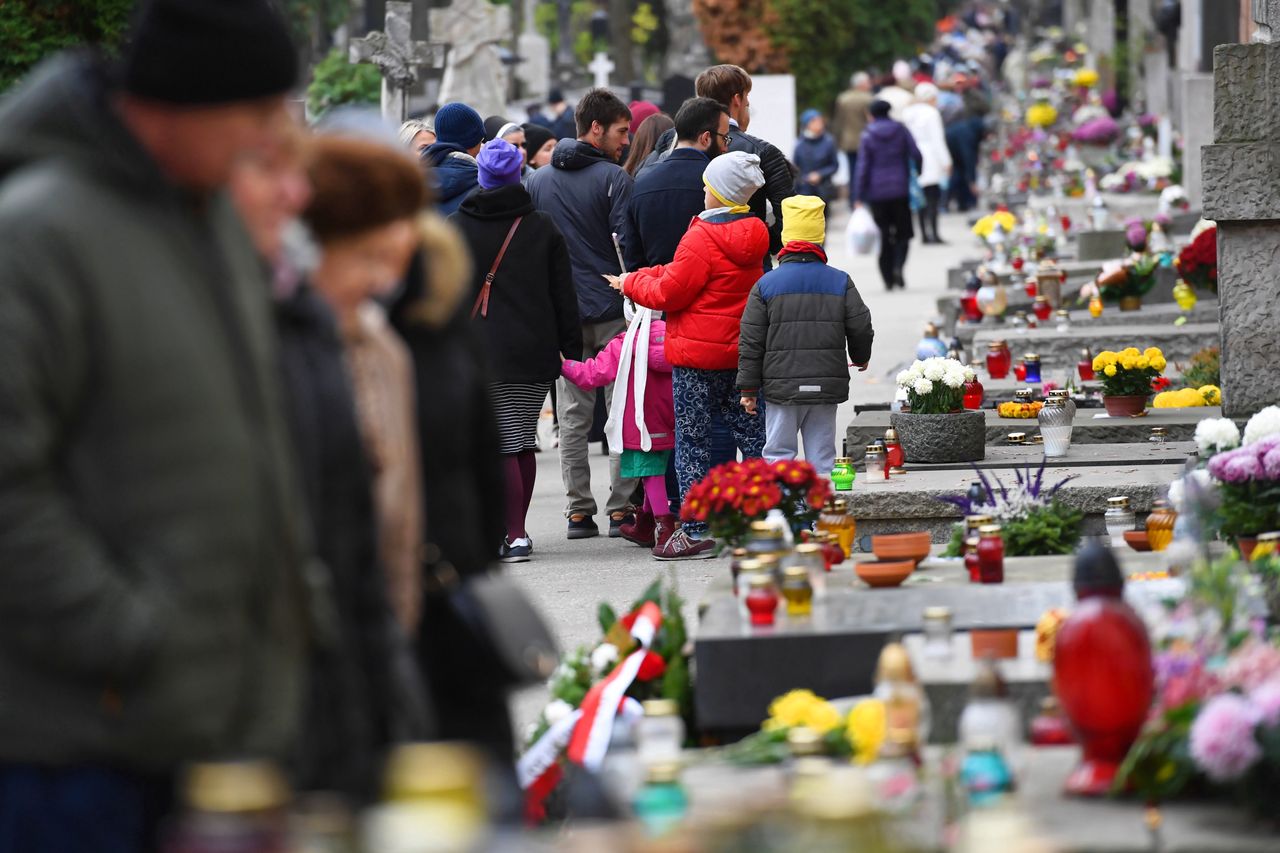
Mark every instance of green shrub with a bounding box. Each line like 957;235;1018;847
306;47;380;118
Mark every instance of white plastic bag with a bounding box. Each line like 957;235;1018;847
847;205;880;256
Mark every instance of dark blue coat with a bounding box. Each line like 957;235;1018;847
853;119;922;204
624;147;710;266
421;141;479;215
793;133;839;196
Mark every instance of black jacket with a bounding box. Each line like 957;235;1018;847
451;184;583;382
275;285;416;802
640;126;795;267
422;141;480;215
624;147;710;266
737;252;875;405
526;139;635;325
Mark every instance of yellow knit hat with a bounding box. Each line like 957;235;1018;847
781;195;827;244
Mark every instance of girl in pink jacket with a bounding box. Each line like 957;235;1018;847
561;307;713;560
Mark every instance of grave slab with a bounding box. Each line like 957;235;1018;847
954;298;1219;350
971;322;1219;366
839;462;1186;541
902;440;1195;471
847;406;1223;460
972;378;1105;406
693;556;1181;733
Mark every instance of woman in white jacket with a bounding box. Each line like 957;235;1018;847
902;83;953;244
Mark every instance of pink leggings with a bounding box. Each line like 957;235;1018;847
640;474;669;517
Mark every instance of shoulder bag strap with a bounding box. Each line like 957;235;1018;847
471;217;523;320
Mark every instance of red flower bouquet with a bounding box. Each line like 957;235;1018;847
1175;226;1217;294
680;458;831;547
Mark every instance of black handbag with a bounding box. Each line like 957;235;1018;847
426;559;560;688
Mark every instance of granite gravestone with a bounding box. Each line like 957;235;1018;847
429;0;512;119
1202;7;1280;417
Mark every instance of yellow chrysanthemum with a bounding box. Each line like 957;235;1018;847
1134;355;1150;370
846;699;886;765
1025;103;1058;128
1144;347;1163;361
1119;354;1137;370
1073;68;1100;88
1122;347;1140;358
765;689;840;734
1092;351;1116;371
1200;385;1222;405
803;699;843;735
1104;363;1117;377
1151;356;1167;372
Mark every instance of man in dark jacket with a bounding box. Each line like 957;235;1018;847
855;99;923;290
625;96;729;267
421;102;485;215
638;64;794;270
738;196;874;475
0;1;312;848
527;88;639;539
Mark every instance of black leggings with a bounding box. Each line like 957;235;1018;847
869;197;913;288
919;185;941;242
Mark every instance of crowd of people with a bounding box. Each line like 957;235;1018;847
0;0;1024;846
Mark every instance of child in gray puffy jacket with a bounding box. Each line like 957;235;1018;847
737;196;874;474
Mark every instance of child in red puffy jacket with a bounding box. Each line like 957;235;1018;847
561;305;714;560
607;151;770;544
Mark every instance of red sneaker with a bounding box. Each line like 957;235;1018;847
652;515;716;561
620;508;657;547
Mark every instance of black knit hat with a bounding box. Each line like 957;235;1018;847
122;0;298;105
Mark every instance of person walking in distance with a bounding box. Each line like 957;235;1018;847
738;196;874;475
0;0;313;847
854;99;922;290
453;140;582;561
902;83;953;244
527;88;640;539
832;72;873;209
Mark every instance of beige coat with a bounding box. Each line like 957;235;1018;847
344;302;425;632
833;88;874;152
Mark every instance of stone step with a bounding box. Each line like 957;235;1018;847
953;299;1220;349
970;321;1218;367
846;406;1223;460
837;461;1185;543
896;440;1195;471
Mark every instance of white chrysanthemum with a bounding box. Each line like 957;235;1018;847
1167;469;1218;514
896;370;914;387
963;367;976;382
544;698;574;726
1243;406;1280;445
942;370;966;389
1194;417;1241;455
923;361;946;381
913;378;934;396
590;643;619;673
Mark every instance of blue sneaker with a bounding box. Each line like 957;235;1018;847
567;513;599;540
499;537;532;563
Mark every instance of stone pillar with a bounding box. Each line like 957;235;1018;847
1181;73;1214;208
1202;40;1280;416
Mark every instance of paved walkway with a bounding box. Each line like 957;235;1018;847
506;209;980;737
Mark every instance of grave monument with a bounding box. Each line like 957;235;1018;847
349;1;446;122
429;0;512;119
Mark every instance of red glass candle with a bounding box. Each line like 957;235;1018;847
745;578;779;626
964;543;981;583
1078;361;1095;381
960;293;983;322
1054;545;1154;796
1024;278;1038;298
1013;363;1027;382
986;345;1011;379
1031;697;1076;746
976;527;1004;584
962;376;985;410
1032;297;1052;321
1011;256;1024;272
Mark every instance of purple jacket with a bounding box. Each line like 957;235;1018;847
561;319;675;452
854;119;923;204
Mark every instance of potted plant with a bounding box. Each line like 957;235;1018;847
1095;253;1160;311
1092;347;1166;417
890;358;986;463
1175;224;1217;295
680;458;831;548
1205;406;1280;551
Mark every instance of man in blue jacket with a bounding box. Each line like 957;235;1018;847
624;96;729;267
421;102;484;214
527;89;639;539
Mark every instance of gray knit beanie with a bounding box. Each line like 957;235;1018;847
703;151;765;208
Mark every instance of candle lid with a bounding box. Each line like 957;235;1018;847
1056;309;1070;317
884;427;899;442
732;547;749;558
756;553;780;568
834;456;853;464
736;559;765;574
749;520;776;532
646;762;682;784
1007;432;1026;443
795;543;824;554
786;726;824;757
1024;353;1040;362
1033;295;1048;303
875;642;916;683
923;605;952;621
865;444;884;454
832;498;849;511
1150;426;1167;435
1106;496;1131;507
782;565;810;580
978;524;1002;536
643;698;680;717
747;573;775;589
890;466;907;475
1015;388;1033;399
966;513;994;524
1257;531;1280;543
1031;434;1044;443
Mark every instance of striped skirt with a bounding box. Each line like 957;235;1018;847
489;382;552;454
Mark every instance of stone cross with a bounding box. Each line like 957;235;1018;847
589;51;615;89
1255;0;1280;43
349;1;446;123
430;0;512;120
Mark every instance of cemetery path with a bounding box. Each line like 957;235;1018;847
507;209;978;738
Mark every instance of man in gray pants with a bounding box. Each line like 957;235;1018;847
528;88;640;538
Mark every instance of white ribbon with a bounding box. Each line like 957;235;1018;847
604;307;654;454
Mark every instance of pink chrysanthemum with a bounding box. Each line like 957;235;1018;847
1251;683;1280;728
1189;694;1262;782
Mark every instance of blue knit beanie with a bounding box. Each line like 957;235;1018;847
477;140;525;189
433;102;485;149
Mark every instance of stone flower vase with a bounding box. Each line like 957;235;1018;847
1118;295;1142;311
889;410;986;464
1102;395;1148;418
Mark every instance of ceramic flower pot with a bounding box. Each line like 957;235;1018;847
1118;295;1142;311
1102;394;1148;418
1238;536;1259;562
889;410;986;464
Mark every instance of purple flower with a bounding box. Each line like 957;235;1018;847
1254;434;1280;454
1224;454;1262;483
1138;113;1157;127
1189;694;1262;782
1263;447;1280;481
1252;683;1280;728
1207;449;1236;481
1154;213;1173;228
1126;222;1148;249
1071;116;1120;145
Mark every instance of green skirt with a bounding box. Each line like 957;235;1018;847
620;448;672;478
